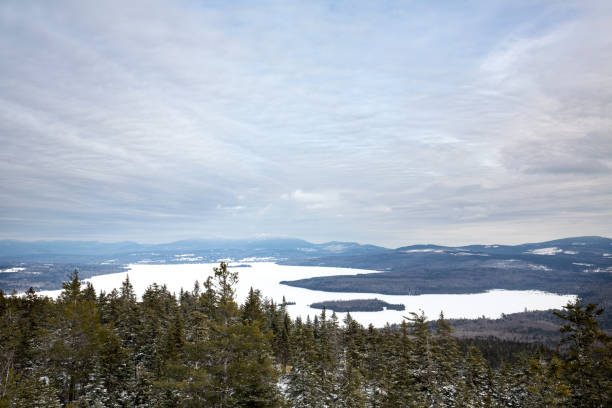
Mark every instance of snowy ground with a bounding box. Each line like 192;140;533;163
1;267;26;273
38;262;576;327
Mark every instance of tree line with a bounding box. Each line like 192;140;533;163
0;262;610;407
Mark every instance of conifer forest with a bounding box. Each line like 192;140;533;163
1;263;610;407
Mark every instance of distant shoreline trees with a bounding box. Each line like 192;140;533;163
310;298;405;313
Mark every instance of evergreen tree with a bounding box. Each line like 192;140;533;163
315;308;341;407
0;370;61;408
363;323;386;407
2;262;610;408
339;314;367;408
241;287;265;324
463;345;494;407
381;321;419;407
526;355;571;407
432;312;462;406
406;311;435;407
49;271;108;405
118;275;141;350
204;262;282;407
286;316;324;407
554;300;611;407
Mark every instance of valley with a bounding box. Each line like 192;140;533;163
2;236;610;340
35;262;575;328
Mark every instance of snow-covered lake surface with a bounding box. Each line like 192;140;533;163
38;262;576;327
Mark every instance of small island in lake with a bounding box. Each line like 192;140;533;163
310;298;405;312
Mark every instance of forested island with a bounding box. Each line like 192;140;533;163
1;263;610;407
310;298;405;312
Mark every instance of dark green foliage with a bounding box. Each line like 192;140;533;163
1;267;610;407
553;301;611;407
457;337;543;368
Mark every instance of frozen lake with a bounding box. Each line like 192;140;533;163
39;262;576;327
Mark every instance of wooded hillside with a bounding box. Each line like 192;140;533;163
1;263;609;407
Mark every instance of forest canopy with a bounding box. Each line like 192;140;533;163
0;263;610;407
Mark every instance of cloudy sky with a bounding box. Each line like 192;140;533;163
1;0;611;247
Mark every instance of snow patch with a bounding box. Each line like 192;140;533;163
238;257;278;262
527;247;578;255
136;259;167;264
528;247;563;255
527;264;552;271
490;259;520;268
453;252;489;256
404;249;443;253
1;267;26;273
324;244;347;253
584;267;612;273
489;260;550;271
174;254;204;261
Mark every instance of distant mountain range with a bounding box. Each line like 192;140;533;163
3;235;609;260
282;236;612;275
0;238;386;263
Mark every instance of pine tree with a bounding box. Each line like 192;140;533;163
463;345;493;407
0;293;24;406
381;321;419;407
4;262;611;408
203;262;282;407
118;275;140;350
363;323;386;407
276;298;293;371
432;312;462;406
286;316;324;407
164;310;185;361
406;311;435;407
315;308;341;407
139;283;178;378
553;301;611;407
339;314;367;408
241;287;265;324
526;354;571;407
49;272;108;405
0;370;61;408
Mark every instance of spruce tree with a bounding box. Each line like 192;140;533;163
49;273;107;405
204;262;282;407
526;355;571;407
287;316;324;407
433;312;462;406
553;301;611;407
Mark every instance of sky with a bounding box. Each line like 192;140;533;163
1;0;611;248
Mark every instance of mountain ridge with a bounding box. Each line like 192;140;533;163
1;235;609;257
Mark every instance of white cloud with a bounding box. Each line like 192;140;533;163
281;189;341;210
0;0;611;246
